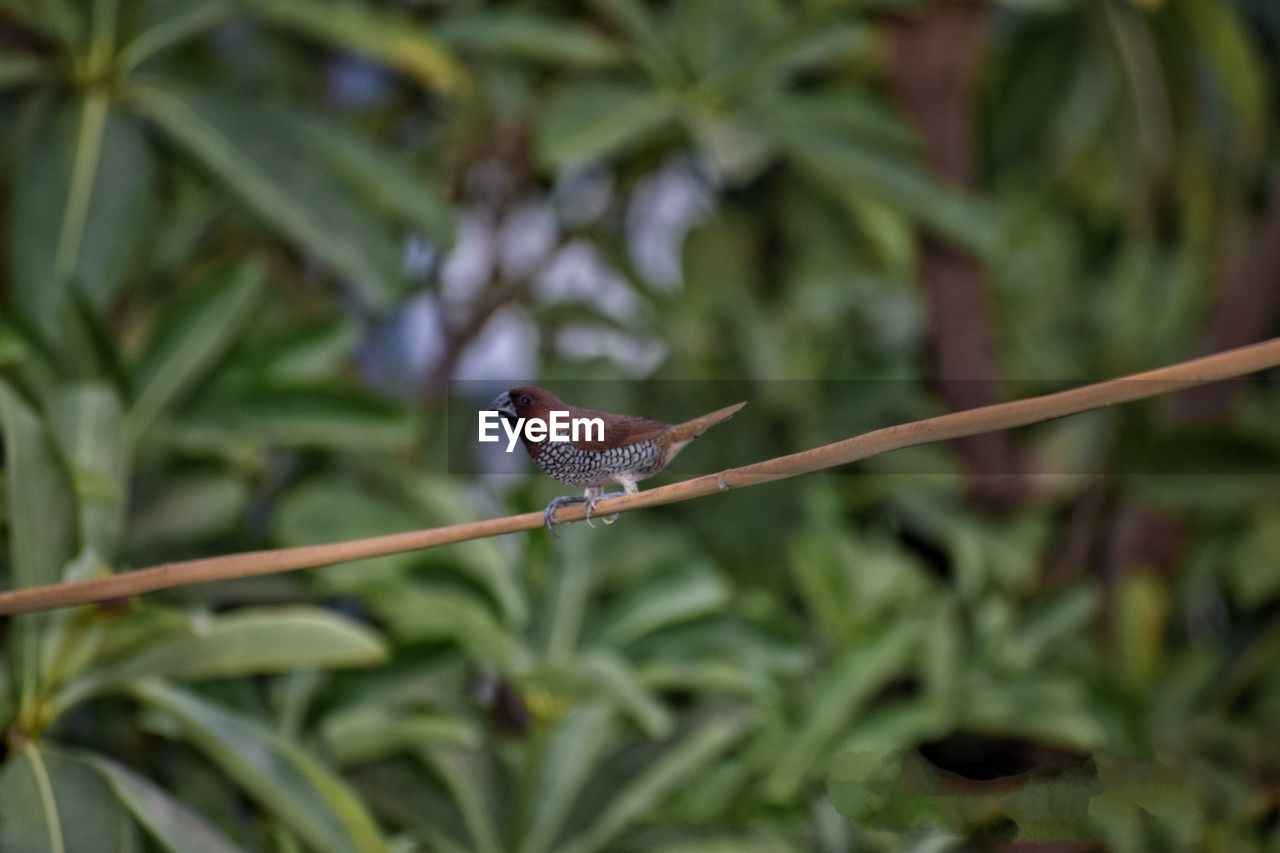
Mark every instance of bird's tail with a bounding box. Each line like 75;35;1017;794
662;401;747;447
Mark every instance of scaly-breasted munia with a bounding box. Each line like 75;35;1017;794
488;386;745;534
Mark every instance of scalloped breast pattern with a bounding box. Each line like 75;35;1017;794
533;439;664;487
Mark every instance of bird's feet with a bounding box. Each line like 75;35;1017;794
543;493;626;536
584;493;623;527
543;495;589;537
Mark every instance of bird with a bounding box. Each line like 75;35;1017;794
488;386;746;535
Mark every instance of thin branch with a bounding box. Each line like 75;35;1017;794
3;338;1280;617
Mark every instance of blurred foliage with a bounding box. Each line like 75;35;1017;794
2;0;1280;851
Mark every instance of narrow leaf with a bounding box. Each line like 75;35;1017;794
781;129;996;257
288;111;454;242
579;652;672;738
91;607;386;685
322;706;480;765
274;477;423;589
371;584;529;673
118;0;234;71
537;81;677;169
0;743;138;853
0;54;48;89
0;382;79;590
0;0;82;48
0;380;79;725
763;620;921;802
7;98;155;339
129;86;404;305
86;752;245;853
133;681;387;853
49;384;128;558
417;747;503;853
184;385;417;452
594;567;730;647
0;742;65;853
130;259;263;435
519;704;614;853
244;0;468;94
560;713;750;853
438;11;623;68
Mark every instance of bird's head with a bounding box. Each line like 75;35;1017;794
488;386;560;424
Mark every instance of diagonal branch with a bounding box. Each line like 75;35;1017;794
3;338;1280;616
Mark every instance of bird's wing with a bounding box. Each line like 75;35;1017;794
569;410;669;451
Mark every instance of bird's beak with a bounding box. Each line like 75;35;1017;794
489;392;518;421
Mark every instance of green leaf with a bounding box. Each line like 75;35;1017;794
739;20;877;86
579;652;672;738
583;0;675;81
559;713;751;853
688;111;775;183
38;551;112;719
593;566;730;647
543;537;593;664
90;607;387;685
519;704;614;853
827;747;946;834
1089;756;1202;847
322;706;481;765
130;259;264;436
83;753;245;853
287;112;454;243
7;97;156;340
274;477;424;589
438;11;623;68
125;472;249;551
49;384;128;558
1178;0;1267;158
405;476;528;628
347;761;472;853
0;380;79;728
0;742;66;853
231;315;360;383
584;0;658;46
243;0;468;94
370;584;529;673
417;747;503;853
537;81;678;169
763;619;922;802
133;681;387;853
118;0;234;71
0;54;48;89
760;91;916;153
780;129;996;257
184;384;418;452
129;86;405;306
0;743;139;853
0;0;82;47
0;382;79;590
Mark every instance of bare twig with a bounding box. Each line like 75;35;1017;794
3;339;1280;616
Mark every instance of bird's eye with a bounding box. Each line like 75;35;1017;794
519;394;532;407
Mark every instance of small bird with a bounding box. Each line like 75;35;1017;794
488;386;746;535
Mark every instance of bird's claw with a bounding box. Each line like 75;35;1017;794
584;493;623;527
544;493;625;536
543;495;589;537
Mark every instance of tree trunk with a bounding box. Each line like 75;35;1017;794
884;2;1022;510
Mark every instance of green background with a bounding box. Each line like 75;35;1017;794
1;0;1279;850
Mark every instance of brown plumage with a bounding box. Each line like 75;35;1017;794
488;386;745;534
